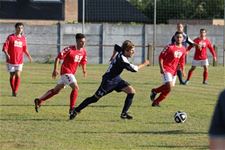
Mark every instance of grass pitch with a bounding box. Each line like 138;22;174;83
0;63;224;150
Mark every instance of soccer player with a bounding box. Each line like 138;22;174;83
171;23;198;85
185;28;217;85
209;89;225;150
34;33;87;119
69;40;150;120
150;31;186;107
2;22;32;97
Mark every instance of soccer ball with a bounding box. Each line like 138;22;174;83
174;111;187;123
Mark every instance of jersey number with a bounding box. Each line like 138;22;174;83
74;55;83;62
174;51;183;58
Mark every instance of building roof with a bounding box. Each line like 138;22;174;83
78;0;150;23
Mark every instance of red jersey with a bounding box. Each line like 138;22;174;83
57;45;87;75
159;44;186;76
187;37;216;60
2;34;27;64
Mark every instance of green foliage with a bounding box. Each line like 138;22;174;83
128;0;224;23
0;63;224;149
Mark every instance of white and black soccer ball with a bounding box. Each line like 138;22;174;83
174;111;187;123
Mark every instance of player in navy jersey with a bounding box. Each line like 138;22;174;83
171;23;199;84
70;40;149;120
209;89;225;149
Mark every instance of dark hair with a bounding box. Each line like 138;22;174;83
15;22;24;28
75;33;85;40
200;28;207;32
175;31;183;36
121;40;135;52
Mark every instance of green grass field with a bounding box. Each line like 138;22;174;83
0;63;224;150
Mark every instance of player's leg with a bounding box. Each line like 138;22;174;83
185;66;196;84
14;70;21;96
9;72;16;96
69;82;79;114
152;82;172;106
120;85;135;119
202;59;209;84
34;84;64;113
70;78;115;120
177;65;184;84
203;65;208;84
151;72;173;106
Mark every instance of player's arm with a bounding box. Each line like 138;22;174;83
52;57;60;79
24;48;32;63
2;37;10;61
109;44;122;61
207;41;217;62
137;60;150;70
80;51;87;78
158;47;167;74
187;36;201;50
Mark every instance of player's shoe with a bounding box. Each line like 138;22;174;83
12;91;17;97
184;80;189;85
69;108;78;120
152;102;160;107
120;112;133;120
202;81;208;84
150;89;157;101
34;98;41;113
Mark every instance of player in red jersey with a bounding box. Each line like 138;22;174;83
34;33;87;119
185;28;217;85
150;32;186;107
2;22;32;97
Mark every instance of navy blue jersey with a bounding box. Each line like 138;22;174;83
209;90;225;137
171;32;194;48
103;44;138;79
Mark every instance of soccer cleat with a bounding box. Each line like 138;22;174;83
120;112;133;120
69;108;78;120
12;92;17;97
152;102;160;107
34;98;40;113
202;81;208;85
184;80;189;85
150;90;157;102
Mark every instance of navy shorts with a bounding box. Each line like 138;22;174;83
94;76;130;98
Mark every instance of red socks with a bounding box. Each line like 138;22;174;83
10;76;20;94
70;89;78;109
39;89;59;104
153;84;171;104
187;70;193;81
203;70;208;82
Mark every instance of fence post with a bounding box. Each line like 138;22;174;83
57;22;62;54
213;45;217;66
147;44;153;66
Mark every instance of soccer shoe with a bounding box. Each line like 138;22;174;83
152;102;160;107
120;112;133;120
34;98;41;113
150;90;157;101
184;80;189;85
202;81;208;85
69;109;78;120
12;91;17;97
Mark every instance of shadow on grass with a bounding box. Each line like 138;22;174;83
139;144;208;149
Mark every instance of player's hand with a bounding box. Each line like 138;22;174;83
5;54;10;61
160;68;164;74
29;56;33;63
213;57;217;62
143;60;150;66
196;44;201;51
52;70;59;79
